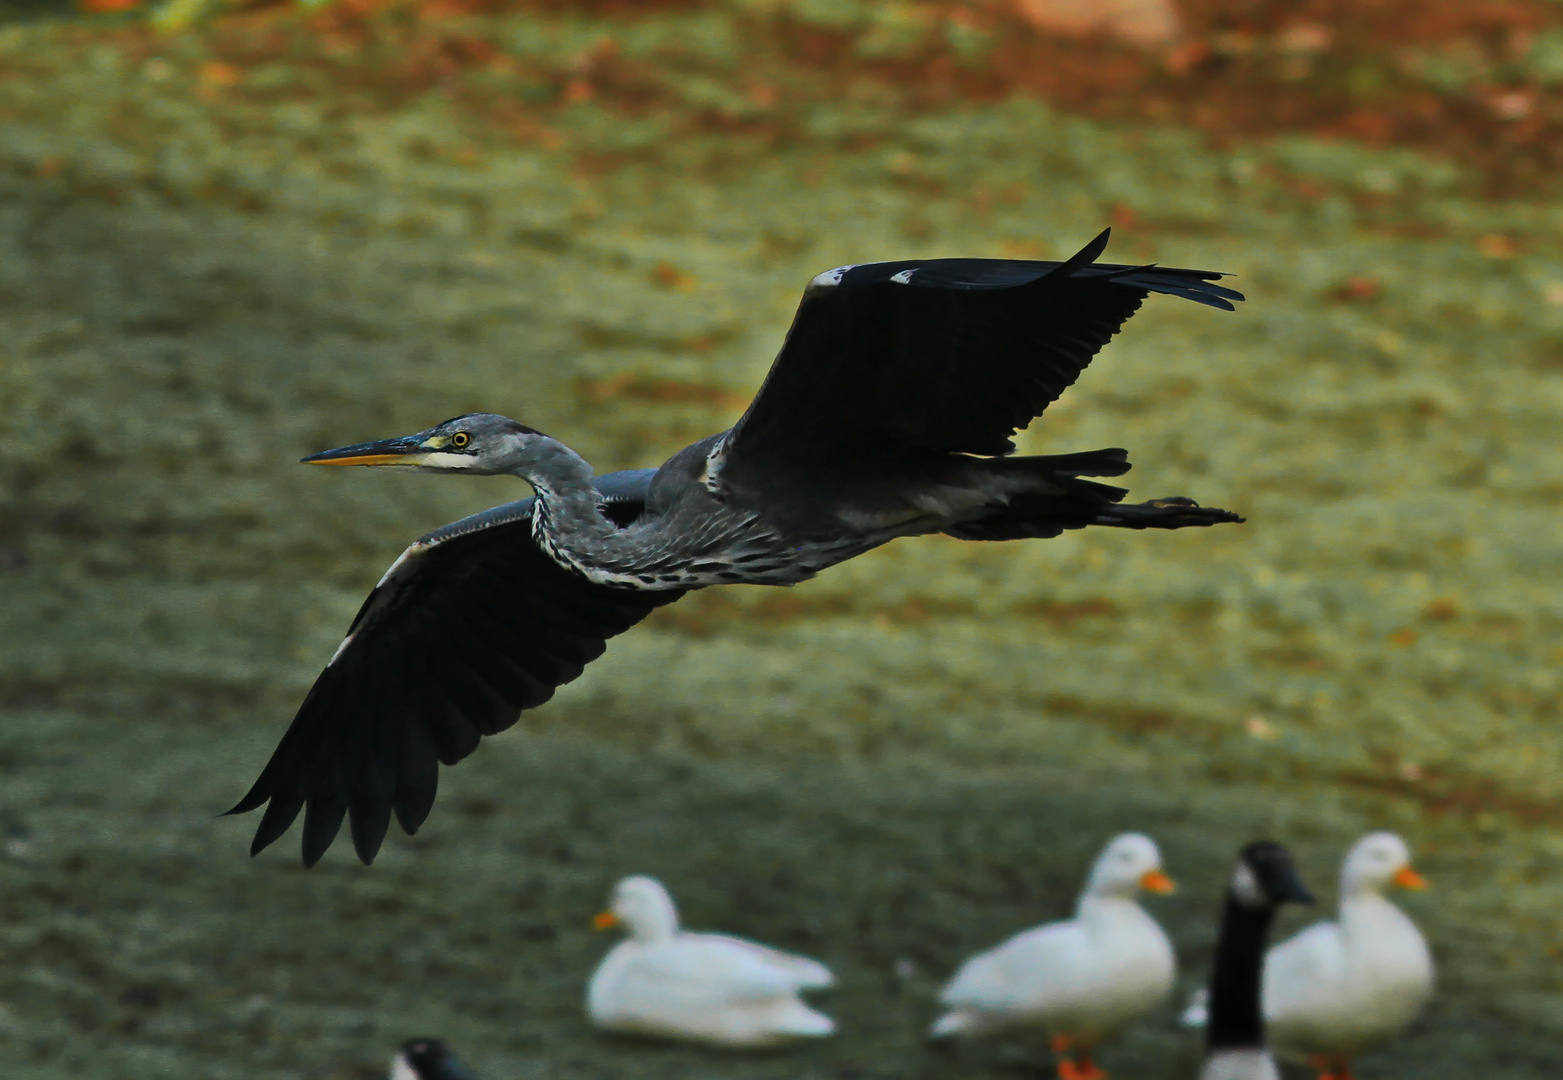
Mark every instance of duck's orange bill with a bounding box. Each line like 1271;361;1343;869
1393;866;1428;890
592;911;619;930
1140;870;1177;894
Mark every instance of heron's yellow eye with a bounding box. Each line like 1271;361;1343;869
451;432;470;448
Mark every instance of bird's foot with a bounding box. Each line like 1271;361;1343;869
1309;1056;1355;1080
1095;496;1245;530
1057;1054;1107;1080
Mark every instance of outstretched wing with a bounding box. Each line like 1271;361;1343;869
228;471;684;866
723;228;1243;474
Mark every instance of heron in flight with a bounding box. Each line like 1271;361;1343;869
230;229;1246;866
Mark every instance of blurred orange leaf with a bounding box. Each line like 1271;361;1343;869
1331;276;1382;302
1478;234;1520;258
651;262;695;291
200;61;241;86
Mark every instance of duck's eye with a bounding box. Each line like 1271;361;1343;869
451;431;471;448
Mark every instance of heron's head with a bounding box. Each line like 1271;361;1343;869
302;413;546;475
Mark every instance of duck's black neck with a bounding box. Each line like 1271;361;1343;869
1206;895;1277;1051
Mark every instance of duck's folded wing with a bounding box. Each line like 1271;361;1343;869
637;938;809;1002
1262;922;1343;1019
939;921;1084;1010
227;489;685;867
704;934;835;989
722;228;1243;476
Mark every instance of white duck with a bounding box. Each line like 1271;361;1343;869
929;833;1178;1080
1263;832;1433;1080
586;875;835;1048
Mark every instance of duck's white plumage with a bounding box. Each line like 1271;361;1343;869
1264;833;1433;1065
930;833;1176;1047
587;875;835;1048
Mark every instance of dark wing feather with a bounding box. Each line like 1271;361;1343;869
228;475;684;867
725;228;1242;468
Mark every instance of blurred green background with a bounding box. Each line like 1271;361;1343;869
1;1;1562;1077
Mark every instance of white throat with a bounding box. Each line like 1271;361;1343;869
1229;862;1266;908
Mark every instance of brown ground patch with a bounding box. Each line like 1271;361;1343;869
45;0;1563;196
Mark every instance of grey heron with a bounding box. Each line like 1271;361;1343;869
230;228;1247;866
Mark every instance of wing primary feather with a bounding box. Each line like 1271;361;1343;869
430;700;485;765
226;682;335;817
348;686;402;864
227;777;272;817
250;794;304;856
301;795;348;868
293;670;383;864
1110;269;1245;307
1125;280;1238;310
349;792;394;864
394;713;441;835
1043;228;1112;279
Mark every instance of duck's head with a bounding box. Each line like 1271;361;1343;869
593;875;679;941
1341;831;1426;896
1086;833;1177;899
302;413;548;476
1228;840;1314;909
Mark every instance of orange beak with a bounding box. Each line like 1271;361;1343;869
591;910;619;930
1140;869;1177;894
306;453;413;466
301;434;429;467
1393;865;1428;890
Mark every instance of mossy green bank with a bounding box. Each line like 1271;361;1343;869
1;14;1562;1078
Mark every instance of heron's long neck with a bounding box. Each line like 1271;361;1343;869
524;442;606;511
519;438;617;545
1206;896;1276;1051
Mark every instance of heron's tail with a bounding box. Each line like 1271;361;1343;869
986;447;1132;505
1094;496;1245;529
1021;446;1131;478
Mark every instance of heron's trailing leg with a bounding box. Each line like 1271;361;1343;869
942;491;1242;542
1095;496;1244;530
